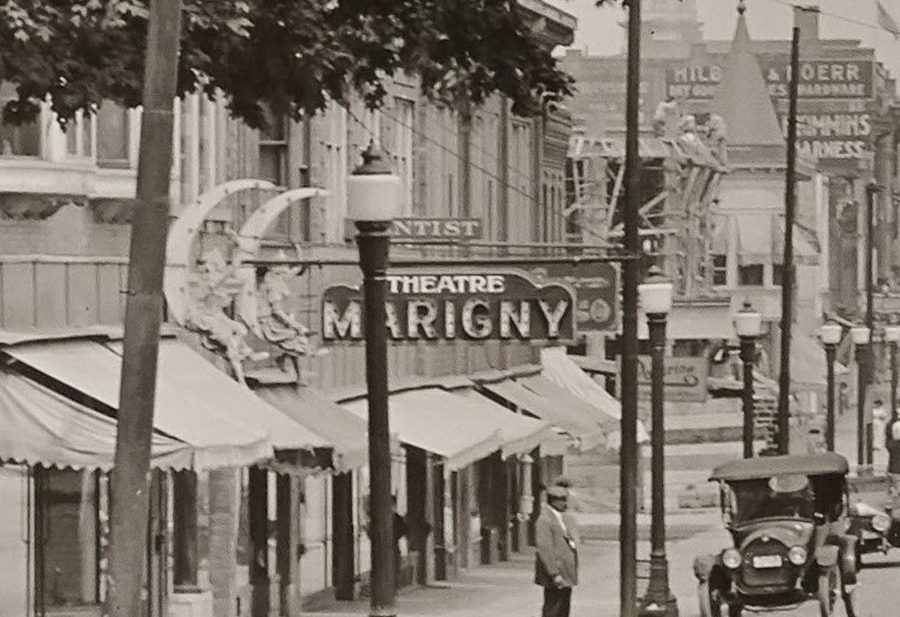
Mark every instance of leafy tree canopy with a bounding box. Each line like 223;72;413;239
0;0;573;128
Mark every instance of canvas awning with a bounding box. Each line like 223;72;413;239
790;335;849;388
453;389;565;458
341;388;504;470
478;379;606;450
0;368;192;470
735;214;773;265
4;338;276;470
536;347;650;444
254;384;370;473
773;219;820;266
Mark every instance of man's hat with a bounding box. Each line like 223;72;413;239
546;485;568;499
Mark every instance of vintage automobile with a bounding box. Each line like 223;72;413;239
693;453;858;617
847;486;900;564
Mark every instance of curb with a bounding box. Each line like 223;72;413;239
578;514;720;542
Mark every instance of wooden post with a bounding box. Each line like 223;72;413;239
405;447;428;585
249;468;271;617
106;1;182;616
276;474;300;616
172;470;199;589
332;472;356;600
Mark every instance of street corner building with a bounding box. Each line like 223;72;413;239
0;2;662;617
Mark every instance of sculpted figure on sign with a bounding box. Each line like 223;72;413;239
653;96;681;139
255;264;311;359
185;245;267;385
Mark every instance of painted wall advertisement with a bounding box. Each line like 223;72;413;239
322;271;576;342
665;58;875;162
637;356;709;402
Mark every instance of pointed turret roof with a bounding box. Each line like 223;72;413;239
710;2;783;148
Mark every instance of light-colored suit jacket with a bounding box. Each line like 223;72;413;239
534;504;579;587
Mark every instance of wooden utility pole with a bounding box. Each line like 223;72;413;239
620;0;642;615
777;26;800;455
105;1;182;616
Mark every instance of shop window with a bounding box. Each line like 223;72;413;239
35;468;100;612
738;264;765;286
64;111;94;159
773;264;784;286
0;82;40;156
712;254;727;286
97;102;130;167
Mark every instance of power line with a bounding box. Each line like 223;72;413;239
760;0;900;39
343;102;614;244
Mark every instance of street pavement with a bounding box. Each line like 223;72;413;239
308;410;900;616
308;531;900;617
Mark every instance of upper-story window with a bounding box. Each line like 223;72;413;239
0;82;40;156
96;102;130;167
738;264;765;286
712;254;727;286
65;110;93;159
259;107;288;187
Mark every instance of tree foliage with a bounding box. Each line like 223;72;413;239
0;0;574;128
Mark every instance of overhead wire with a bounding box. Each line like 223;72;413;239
760;0;900;38
341;102;615;245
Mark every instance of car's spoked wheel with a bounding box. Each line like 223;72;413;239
842;583;858;617
817;564;839;617
698;581;724;617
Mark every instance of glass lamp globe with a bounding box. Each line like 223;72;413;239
819;322;843;346
638;267;673;316
733;302;762;339
346;142;402;222
850;325;871;346
885;325;900;343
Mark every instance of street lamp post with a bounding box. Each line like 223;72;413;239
885;325;900;427
638;270;678;617
820;322;843;452
734;303;762;459
851;325;872;468
348;143;402;617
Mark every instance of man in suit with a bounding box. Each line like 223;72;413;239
535;483;578;617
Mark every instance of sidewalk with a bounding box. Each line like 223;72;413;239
308;517;727;617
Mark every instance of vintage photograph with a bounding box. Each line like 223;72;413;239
0;1;898;616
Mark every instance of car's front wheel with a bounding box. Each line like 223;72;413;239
817;564;839;617
698;581;722;617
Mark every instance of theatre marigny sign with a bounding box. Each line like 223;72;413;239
666;58;875;163
322;271;576;342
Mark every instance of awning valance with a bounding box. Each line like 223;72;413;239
478;379;606;451
0;368;191;470
254;384;370;473
454;389;563;458
4;339;273;470
536;347;650;445
341;388;503;471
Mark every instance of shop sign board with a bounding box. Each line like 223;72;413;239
665;58;874;101
637;356;708;402
392;217;483;240
321;271;576;342
505;261;619;332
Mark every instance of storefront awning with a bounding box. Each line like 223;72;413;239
254;384;370;473
341;388;504;471
535;347;650;444
790;335;849;388
453;389;564;458
736;214;773;265
4;338;274;470
478;379;606;451
0;368;192;470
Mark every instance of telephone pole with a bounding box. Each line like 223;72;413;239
105;2;182;616
777;26;800;455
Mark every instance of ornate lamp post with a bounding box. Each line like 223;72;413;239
885;325;900;427
734;302;762;459
819;322;843;452
851;325;872;468
637;269;678;617
348;143;402;617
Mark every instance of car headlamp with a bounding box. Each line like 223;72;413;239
722;548;742;569
787;545;808;566
872;513;891;533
